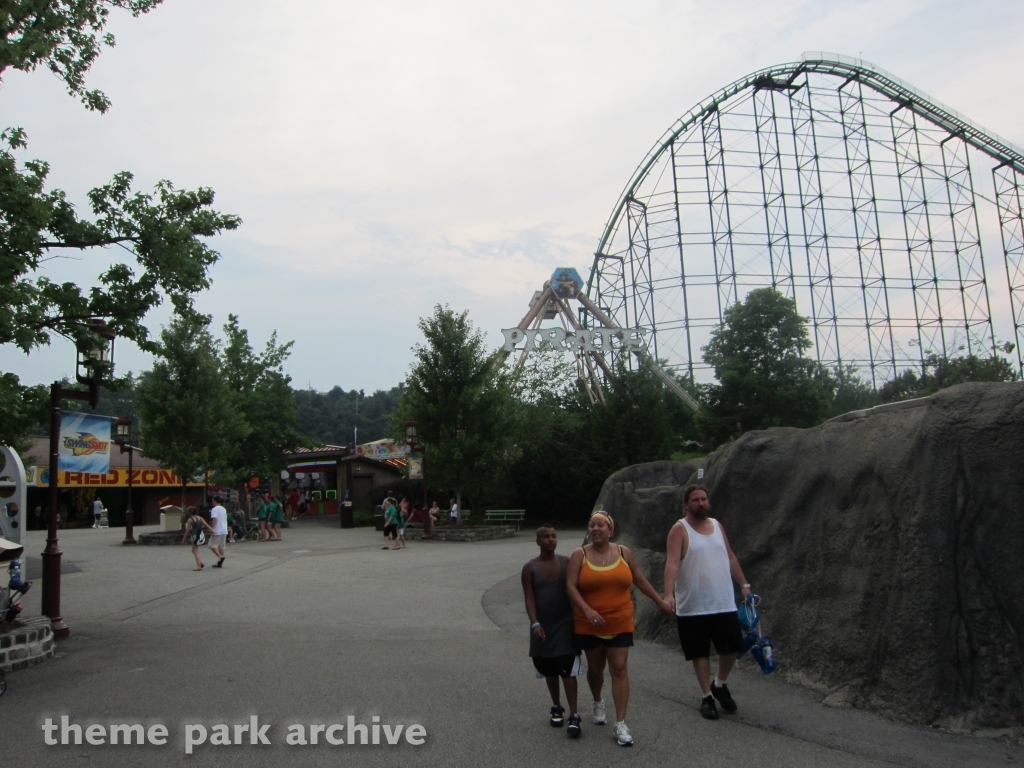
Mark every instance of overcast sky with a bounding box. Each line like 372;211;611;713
4;0;1022;393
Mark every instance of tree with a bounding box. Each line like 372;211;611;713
878;350;1018;403
1;1;164;113
293;385;403;446
698;288;828;447
0;1;240;448
136;312;246;511
220;315;300;483
396;305;517;518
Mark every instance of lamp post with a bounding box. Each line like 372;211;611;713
45;321;115;639
404;419;431;540
113;417;136;545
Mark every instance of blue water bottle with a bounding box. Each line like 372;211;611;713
8;559;22;588
758;636;777;675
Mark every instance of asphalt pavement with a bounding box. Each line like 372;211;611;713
0;518;1020;767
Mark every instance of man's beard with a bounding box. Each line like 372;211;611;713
690;507;709;520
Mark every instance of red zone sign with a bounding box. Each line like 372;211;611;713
33;467;205;488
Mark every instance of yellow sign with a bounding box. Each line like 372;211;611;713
34;467;205;488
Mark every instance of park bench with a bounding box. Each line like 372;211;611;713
484;510;526;530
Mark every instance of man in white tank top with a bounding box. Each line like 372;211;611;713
663;485;752;720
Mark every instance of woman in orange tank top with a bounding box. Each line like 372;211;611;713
566;511;672;746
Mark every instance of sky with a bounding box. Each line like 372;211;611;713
3;0;1023;393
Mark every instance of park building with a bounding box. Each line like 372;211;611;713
18;438;405;530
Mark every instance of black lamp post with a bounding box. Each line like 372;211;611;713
113;417;136;545
44;321;115;639
404;419;431;540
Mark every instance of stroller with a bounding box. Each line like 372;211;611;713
0;538;32;698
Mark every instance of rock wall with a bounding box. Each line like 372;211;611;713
595;382;1024;730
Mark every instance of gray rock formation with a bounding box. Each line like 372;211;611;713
595;381;1024;730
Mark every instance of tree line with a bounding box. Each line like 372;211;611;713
394;294;1018;523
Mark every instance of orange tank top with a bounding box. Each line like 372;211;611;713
574;545;635;636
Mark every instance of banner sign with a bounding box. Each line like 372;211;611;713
355;441;410;460
58;411;114;474
407;454;424;480
550;267;583;299
34;467;205;488
501;326;648;354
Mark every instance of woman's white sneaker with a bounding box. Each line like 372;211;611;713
614;721;633;746
592;700;607;725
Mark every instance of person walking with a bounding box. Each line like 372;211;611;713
288;489;300;520
394;498;409;549
663;485;752;720
257;493;270;541
92;497;104;529
567;511;672;747
522;525;582;737
182;507;213;571
208;496;228;567
270;495;284;541
381;495;398;549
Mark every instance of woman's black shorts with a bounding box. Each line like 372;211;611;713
383;523;398;537
676;612;744;660
574;632;634;651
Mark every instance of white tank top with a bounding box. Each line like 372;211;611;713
674;518;736;616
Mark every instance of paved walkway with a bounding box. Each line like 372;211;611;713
1;518;1020;767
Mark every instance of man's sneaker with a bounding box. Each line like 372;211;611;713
711;682;737;712
613;721;633;746
700;694;719;720
566;714;582;738
549;705;565;727
592;699;607;725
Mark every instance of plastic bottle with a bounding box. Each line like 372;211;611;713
7;559;21;588
760;637;776;674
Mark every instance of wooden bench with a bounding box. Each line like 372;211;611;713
484;509;526;530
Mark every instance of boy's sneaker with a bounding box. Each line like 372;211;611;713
711;682;737;712
700;694;719;720
549;705;565;727
592;699;607;725
613;721;633;746
566;714;582;738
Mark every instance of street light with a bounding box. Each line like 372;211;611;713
113;417;136;546
45;320;116;638
404;419;431;540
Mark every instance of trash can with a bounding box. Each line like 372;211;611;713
340;501;354;529
373;505;385;531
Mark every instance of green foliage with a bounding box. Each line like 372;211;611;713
505;357;699;523
0;1;238;450
1;0;163;113
135;312;247;485
0;373;48;451
698;288;828;446
879;352;1018;402
220;315;300;482
293;385;402;445
396;305;518;505
818;364;879;417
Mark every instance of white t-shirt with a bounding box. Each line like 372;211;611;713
210;505;228;535
93;499;103;516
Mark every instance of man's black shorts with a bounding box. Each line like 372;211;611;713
676;612;744;660
574;632;634;651
532;654;579;678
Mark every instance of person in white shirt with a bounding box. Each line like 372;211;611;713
92;498;104;529
449;498;458;524
208;496;229;568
